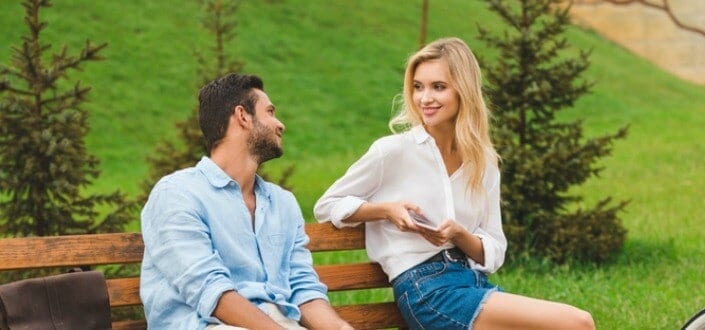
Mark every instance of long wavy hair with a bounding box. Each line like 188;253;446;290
389;37;498;197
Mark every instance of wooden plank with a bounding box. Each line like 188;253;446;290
335;302;407;330
0;233;144;271
0;223;364;268
305;222;365;252
315;263;389;291
112;319;147;330
107;277;141;307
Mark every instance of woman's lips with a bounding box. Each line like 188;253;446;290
422;106;440;117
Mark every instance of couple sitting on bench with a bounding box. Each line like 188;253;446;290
140;37;593;330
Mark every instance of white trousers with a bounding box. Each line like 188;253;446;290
205;303;306;330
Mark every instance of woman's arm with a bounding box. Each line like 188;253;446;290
345;201;424;232
470;171;507;273
314;143;387;228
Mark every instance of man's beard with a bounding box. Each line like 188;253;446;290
247;119;283;164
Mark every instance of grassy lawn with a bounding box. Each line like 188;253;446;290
1;0;703;328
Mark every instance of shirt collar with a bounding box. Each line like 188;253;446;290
195;156;272;198
411;125;432;144
254;175;272;199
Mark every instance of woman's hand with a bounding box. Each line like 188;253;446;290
381;201;421;232
416;219;465;246
416;221;485;265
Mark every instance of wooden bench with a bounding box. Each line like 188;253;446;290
0;222;406;329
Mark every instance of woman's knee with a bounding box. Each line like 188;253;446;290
570;308;595;330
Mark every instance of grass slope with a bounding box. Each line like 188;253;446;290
1;0;704;328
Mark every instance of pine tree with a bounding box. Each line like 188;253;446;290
0;0;134;239
141;0;293;204
478;0;629;263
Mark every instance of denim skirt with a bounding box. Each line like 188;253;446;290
391;258;500;330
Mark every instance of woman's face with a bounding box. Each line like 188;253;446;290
412;59;459;130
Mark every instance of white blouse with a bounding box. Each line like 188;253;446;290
314;126;507;281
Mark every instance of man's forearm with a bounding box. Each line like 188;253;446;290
299;298;353;330
212;290;282;329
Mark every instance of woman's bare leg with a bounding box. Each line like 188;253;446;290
473;291;595;330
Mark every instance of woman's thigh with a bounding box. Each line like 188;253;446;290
474;291;594;330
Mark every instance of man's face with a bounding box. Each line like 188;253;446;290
247;89;285;164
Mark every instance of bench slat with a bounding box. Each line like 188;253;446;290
0;233;144;271
335;302;407;330
315;263;389;291
305;222;365;251
112;319;147;330
107;277;141;307
104;263;392;308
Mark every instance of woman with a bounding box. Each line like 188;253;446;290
314;37;595;329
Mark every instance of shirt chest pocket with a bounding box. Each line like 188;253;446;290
267;233;287;246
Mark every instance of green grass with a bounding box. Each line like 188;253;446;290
1;0;704;328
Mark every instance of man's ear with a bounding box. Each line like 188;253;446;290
233;105;253;128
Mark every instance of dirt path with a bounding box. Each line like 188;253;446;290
570;0;705;85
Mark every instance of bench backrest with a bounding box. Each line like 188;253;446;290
306;222;406;329
0;222;406;329
0;232;145;329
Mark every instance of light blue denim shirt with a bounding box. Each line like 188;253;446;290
140;157;328;330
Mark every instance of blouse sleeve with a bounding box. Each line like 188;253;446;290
314;142;385;228
468;169;507;274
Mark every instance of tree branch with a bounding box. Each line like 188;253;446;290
1;85;34;96
573;0;705;37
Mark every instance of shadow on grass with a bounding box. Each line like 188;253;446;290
615;238;678;266
501;237;678;275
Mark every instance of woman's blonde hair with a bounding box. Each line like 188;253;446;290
389;37;498;196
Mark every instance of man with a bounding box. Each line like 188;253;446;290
140;73;352;330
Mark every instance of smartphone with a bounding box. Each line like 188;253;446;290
408;210;439;231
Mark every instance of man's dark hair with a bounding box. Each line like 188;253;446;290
198;73;264;153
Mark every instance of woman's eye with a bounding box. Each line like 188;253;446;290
434;84;445;91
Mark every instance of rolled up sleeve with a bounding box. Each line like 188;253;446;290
468;171;506;274
314;144;384;228
142;183;235;319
